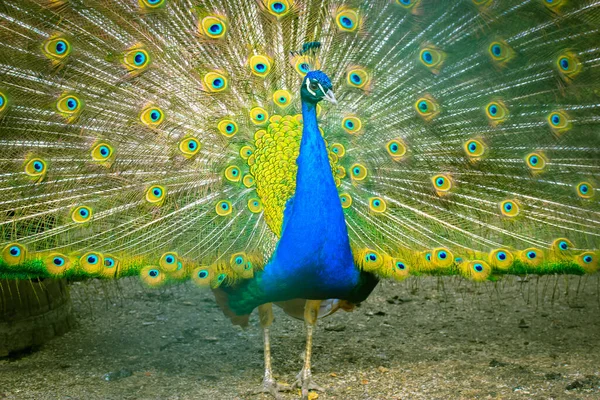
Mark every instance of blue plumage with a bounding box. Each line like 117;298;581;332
228;72;375;314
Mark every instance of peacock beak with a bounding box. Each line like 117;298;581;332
323;89;337;104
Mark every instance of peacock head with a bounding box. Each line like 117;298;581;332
301;71;337;105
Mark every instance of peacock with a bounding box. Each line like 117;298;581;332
0;0;599;398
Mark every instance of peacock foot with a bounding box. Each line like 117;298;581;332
292;368;325;400
252;376;291;399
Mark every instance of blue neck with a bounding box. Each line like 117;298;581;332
286;101;340;231
256;100;359;301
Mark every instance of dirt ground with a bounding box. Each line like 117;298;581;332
1;275;599;400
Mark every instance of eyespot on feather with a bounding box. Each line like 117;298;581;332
342;116;362;134
240;145;254;160
2;243;27;266
386;139;407;160
350;163;367;181
159;252;179;272
432;174;452;194
216;200;232;216
556;51;582;81
139;0;166;10
396;0;422;10
250;55;273;77
199;16;227;39
551;238;574;259
576;182;594;199
265;0;292;18
91;142;114;163
140;106;164;127
339;193;352;208
224;165;242;182
191;266;214;288
419;45;446;74
72;206;93;223
346;67;370;89
24;157;47;181
140;265;166;287
576;252;598;273
488;248;513;270
42;36;72;63
272;89;291;107
56;94;83;122
359;249;384;272
547;110;571;135
179;137;201;158
122;47;151;72
101;254;120;278
499;199;520;218
247;198;263;213
0;91;8;115
415;95;439;121
330;143;346;158
146;185;166;206
488;40;514;66
218;119;238;138
335;8;360;32
80;252;104;275
463;139;486;159
525;152;547;171
229;252;254;278
45;253;72;276
485;100;508;125
250;107;269;125
460;260;491;281
203;71;228;93
292;55;319;76
243;174;255;188
520;248;544;267
369;197;387;213
431;248;454;268
390;258;410;280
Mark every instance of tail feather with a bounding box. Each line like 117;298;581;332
0;0;598;290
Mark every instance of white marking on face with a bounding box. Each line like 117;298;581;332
306;79;316;96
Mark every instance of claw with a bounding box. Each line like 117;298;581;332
292;368;325;400
252;377;291;399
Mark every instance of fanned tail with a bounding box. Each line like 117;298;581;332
0;0;598;293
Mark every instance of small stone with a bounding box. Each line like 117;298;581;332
325;324;346;332
544;372;561;380
103;369;133;382
518;319;529;329
489;359;508;368
566;380;584;390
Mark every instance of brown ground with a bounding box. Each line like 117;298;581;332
1;275;599;400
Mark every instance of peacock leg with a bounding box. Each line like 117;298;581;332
293;300;326;399
254;303;290;399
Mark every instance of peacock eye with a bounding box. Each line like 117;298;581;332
309;81;319;91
